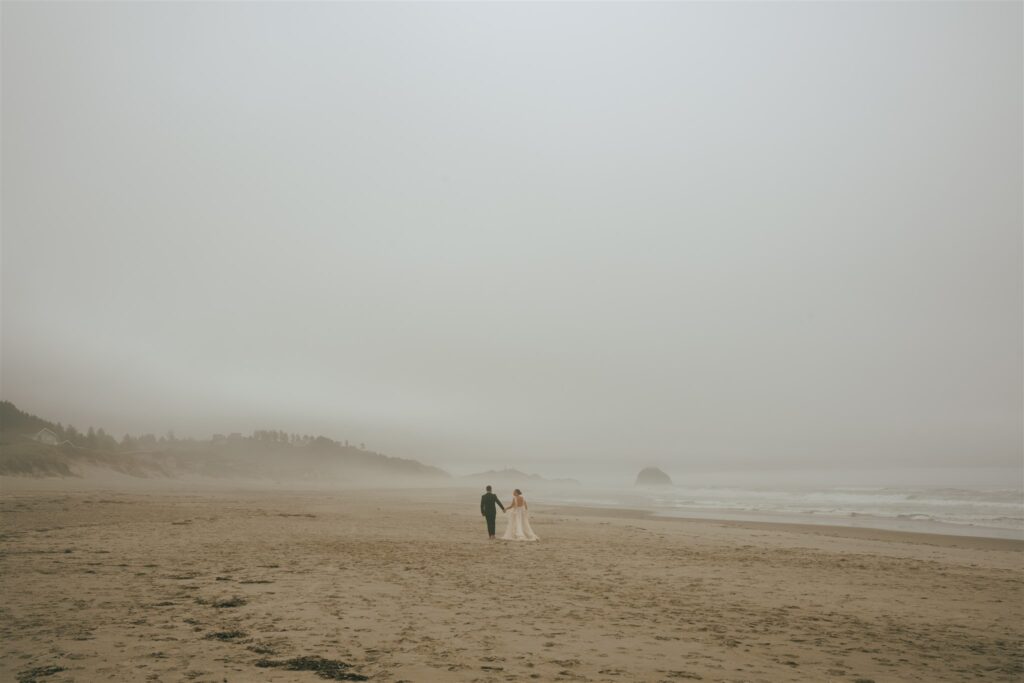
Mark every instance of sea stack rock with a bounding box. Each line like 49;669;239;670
635;467;672;486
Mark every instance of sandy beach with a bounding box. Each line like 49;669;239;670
1;487;1021;683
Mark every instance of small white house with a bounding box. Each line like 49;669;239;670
33;428;60;445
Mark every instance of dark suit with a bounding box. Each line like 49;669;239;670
480;492;505;536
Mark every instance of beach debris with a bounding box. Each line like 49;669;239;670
204;630;247;640
196;595;247;608
17;665;67;683
247;642;277;655
255;655;368;681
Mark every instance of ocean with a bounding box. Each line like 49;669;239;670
541;484;1024;540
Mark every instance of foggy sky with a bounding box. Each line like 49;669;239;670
2;2;1021;480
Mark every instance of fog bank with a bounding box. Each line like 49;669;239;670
3;3;1021;477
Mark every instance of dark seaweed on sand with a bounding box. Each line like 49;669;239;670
255;655;368;681
204;630;246;640
247;643;277;654
195;595;247;608
17;665;67;683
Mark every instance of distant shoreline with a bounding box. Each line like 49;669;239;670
531;484;1024;542
540;502;1024;550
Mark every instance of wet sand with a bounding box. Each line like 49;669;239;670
1;487;1021;682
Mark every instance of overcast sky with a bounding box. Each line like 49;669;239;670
2;2;1021;481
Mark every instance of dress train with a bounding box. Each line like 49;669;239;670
502;506;539;541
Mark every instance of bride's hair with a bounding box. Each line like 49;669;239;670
513;489;522;495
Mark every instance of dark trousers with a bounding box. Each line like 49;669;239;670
484;513;496;536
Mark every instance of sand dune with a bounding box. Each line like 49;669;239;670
1;487;1021;682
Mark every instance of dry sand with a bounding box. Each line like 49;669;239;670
1;486;1021;682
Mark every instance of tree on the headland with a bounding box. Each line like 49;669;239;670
253;430;289;442
0;400;66;438
95;428;118;451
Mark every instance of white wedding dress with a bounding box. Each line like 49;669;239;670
502;499;540;541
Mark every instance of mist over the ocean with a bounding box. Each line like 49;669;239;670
3;2;1021;488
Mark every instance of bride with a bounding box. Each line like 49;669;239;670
501;488;540;541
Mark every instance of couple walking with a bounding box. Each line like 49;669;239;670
480;485;540;541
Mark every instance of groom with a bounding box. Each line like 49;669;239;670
480;485;505;539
